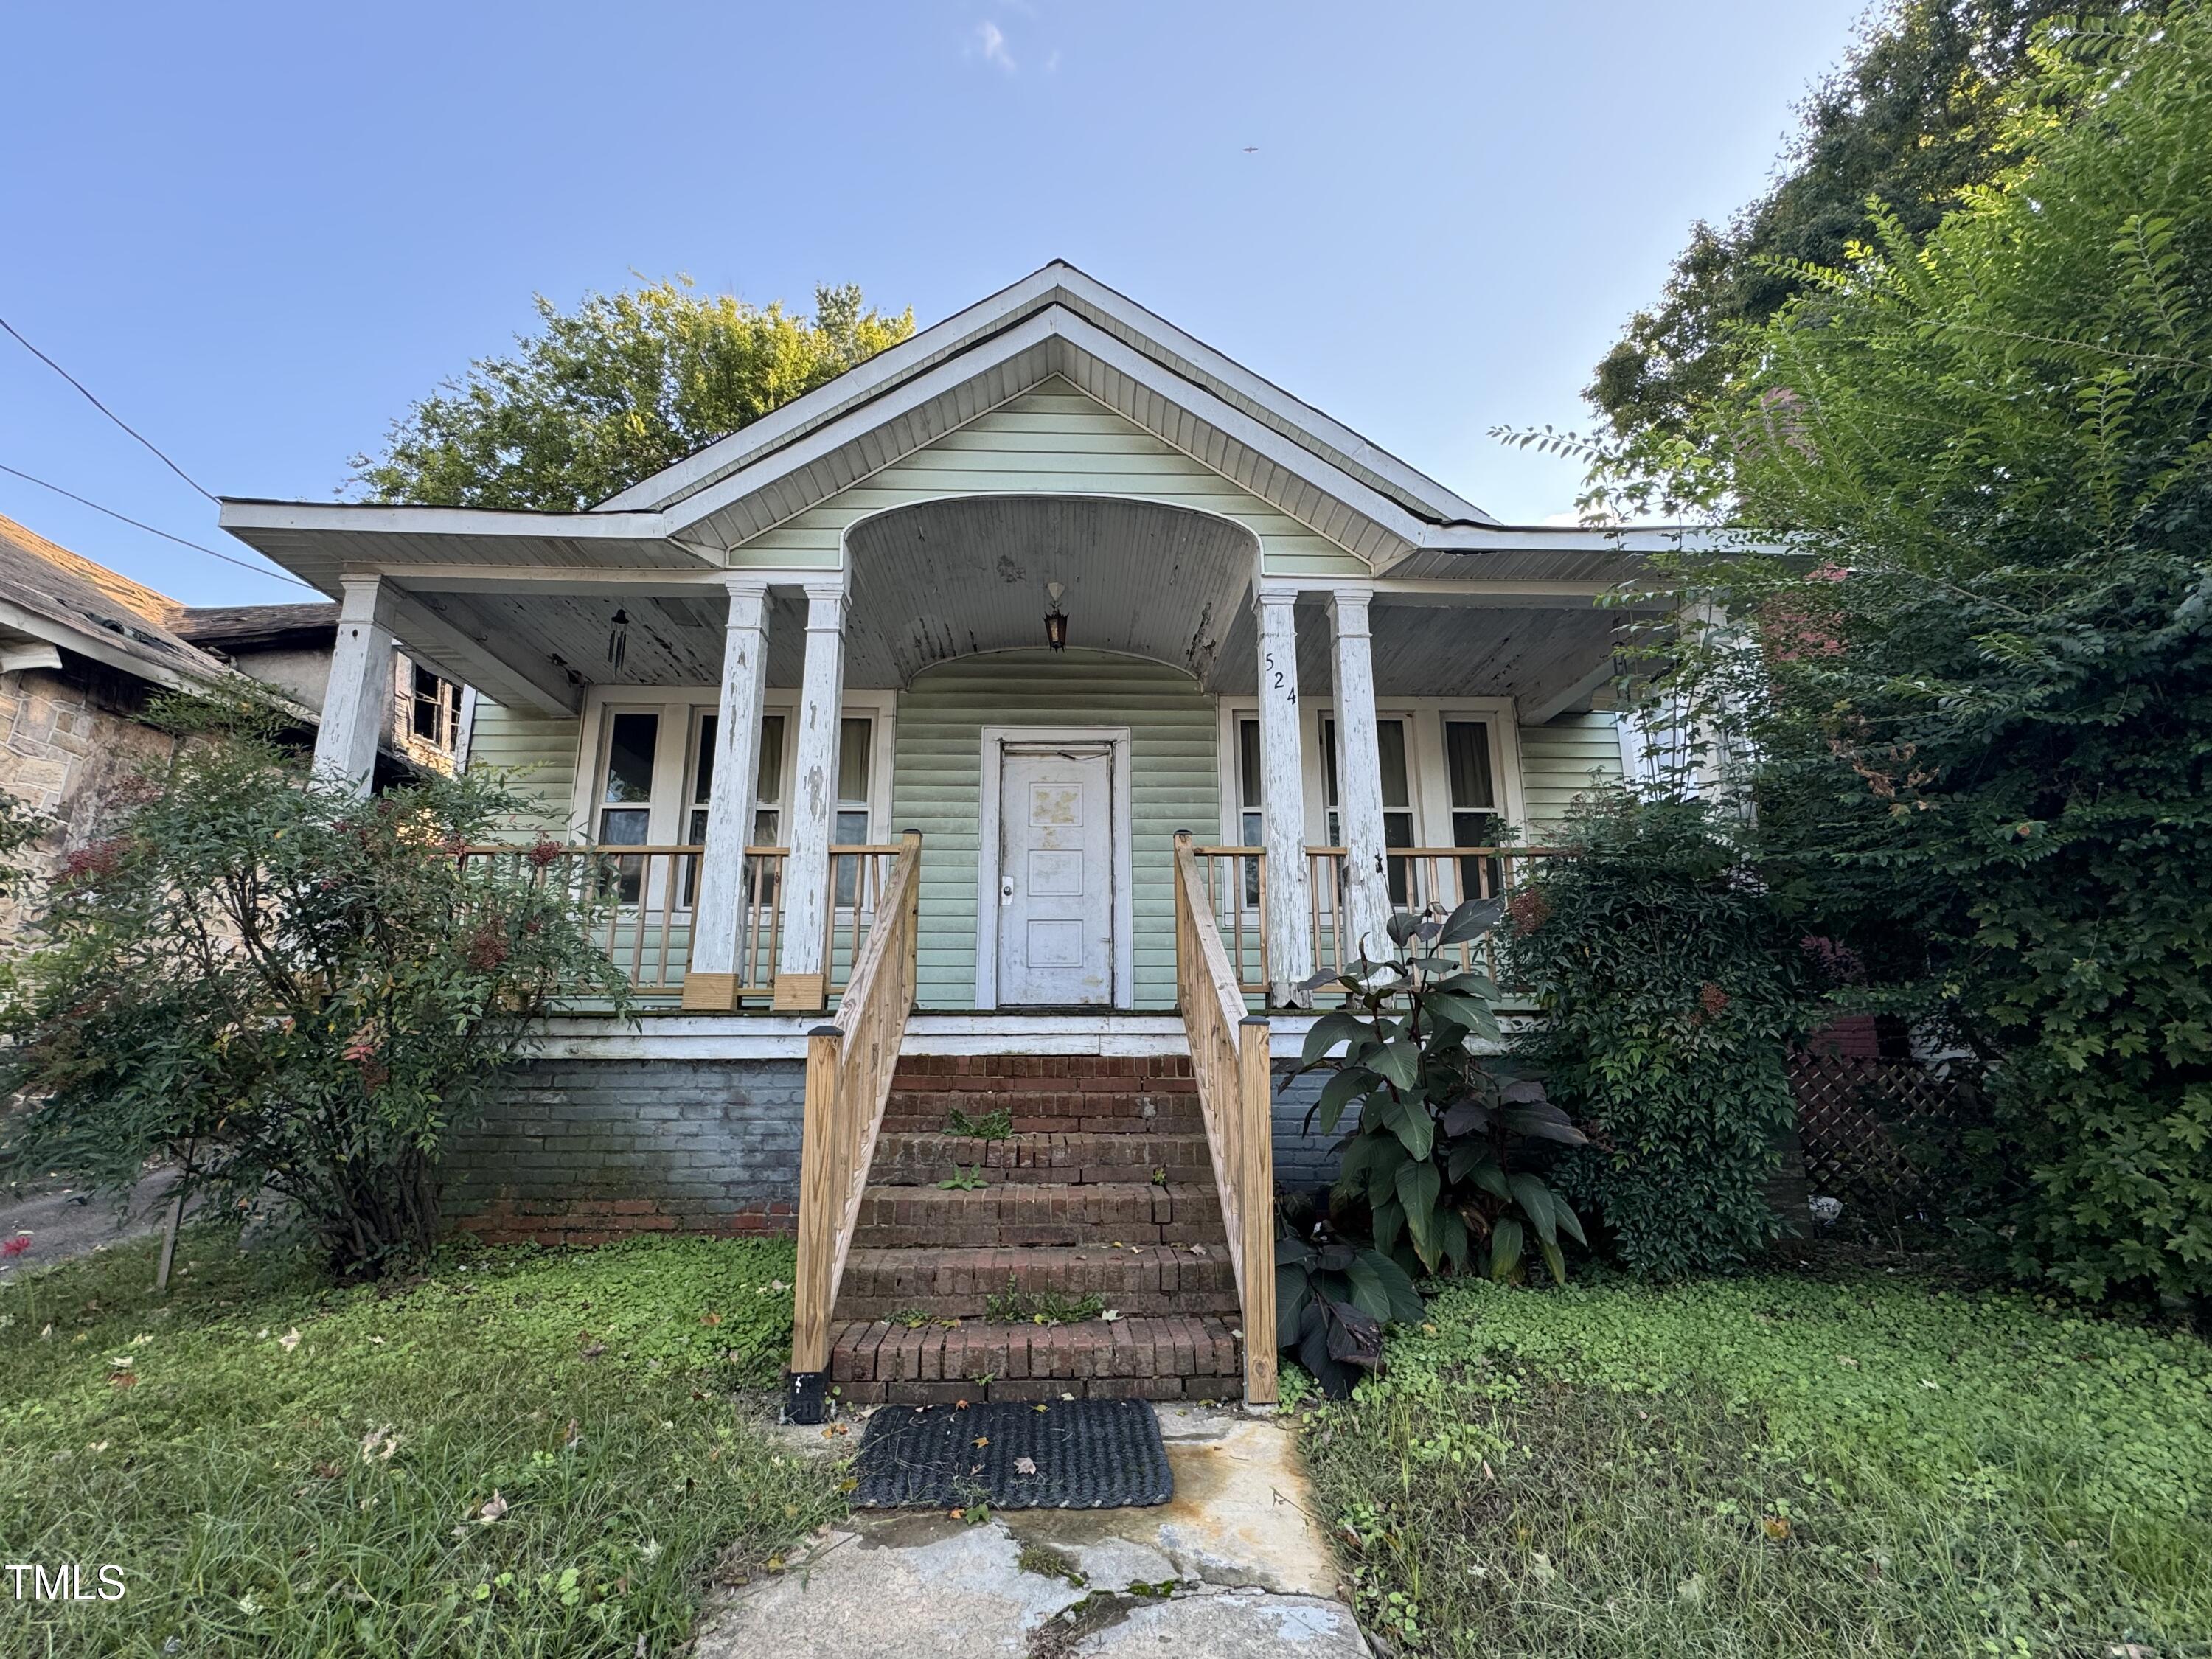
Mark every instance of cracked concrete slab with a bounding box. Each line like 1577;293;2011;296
700;1405;1366;1658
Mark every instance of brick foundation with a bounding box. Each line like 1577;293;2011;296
445;1058;805;1245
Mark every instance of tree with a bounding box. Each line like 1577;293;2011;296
1588;0;2171;452
353;278;914;510
1662;7;2212;1308
0;697;632;1275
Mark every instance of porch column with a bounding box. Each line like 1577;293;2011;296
682;576;772;1011
1255;587;1312;1006
1328;588;1393;963
774;580;846;1010
312;574;396;797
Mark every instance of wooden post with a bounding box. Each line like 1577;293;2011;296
1327;588;1392;963
900;830;922;1007
1254;588;1312;1005
1237;1016;1279;1405
788;1023;844;1419
312;575;397;796
684;577;772;1010
153;1139;193;1295
775;582;846;1011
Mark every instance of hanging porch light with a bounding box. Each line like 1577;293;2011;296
1043;581;1068;651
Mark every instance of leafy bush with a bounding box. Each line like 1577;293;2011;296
1508;796;1806;1278
1280;897;1587;1396
0;697;630;1276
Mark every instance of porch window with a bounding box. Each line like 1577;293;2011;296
683;711;785;906
1236;717;1262;907
1444;719;1503;902
1321;715;1416;906
833;716;873;907
595;710;658;903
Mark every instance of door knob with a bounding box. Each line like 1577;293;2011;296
1000;875;1015;906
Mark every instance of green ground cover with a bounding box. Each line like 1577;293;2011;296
1300;1273;2212;1658
0;1231;838;1657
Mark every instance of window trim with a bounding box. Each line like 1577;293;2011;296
1214;695;1526;852
569;686;897;851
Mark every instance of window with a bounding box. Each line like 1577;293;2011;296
408;665;461;752
596;711;658;902
1237;717;1262;906
683;711;785;905
1444;719;1503;900
1321;715;1416;905
833;717;872;907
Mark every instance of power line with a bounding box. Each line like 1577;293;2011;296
0;462;319;593
0;313;217;502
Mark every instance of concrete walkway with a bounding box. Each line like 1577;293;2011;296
0;1170;177;1276
700;1404;1368;1658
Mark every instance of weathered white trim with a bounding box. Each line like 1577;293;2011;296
974;725;1135;1012
1520;657;1618;726
218;498;675;543
1253;588;1312;1005
776;582;849;981
688;577;772;985
312;575;396;795
1326;590;1392;959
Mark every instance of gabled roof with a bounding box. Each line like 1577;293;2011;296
597;260;1498;537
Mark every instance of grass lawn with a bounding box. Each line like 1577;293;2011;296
1299;1273;2212;1658
0;1230;841;1657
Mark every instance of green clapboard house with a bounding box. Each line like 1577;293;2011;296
219;262;1699;1413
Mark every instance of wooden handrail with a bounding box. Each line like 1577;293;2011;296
1172;831;1278;1406
788;829;923;1417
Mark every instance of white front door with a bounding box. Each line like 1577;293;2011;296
996;744;1114;1006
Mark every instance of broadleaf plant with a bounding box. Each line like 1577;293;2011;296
1288;897;1587;1303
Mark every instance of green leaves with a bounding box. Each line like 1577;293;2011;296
1397;1159;1443;1270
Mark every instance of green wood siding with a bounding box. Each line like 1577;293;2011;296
728;379;1370;580
891;649;1219;1011
1518;712;1623;835
465;703;582;841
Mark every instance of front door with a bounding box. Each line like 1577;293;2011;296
997;743;1114;1006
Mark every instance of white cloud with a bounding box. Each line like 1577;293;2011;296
975;21;1016;72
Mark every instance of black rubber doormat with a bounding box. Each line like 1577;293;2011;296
850;1399;1174;1509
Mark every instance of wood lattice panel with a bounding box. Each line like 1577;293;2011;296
1790;1054;1960;1214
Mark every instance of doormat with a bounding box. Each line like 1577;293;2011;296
850;1399;1174;1509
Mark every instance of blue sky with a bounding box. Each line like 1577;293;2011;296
1;0;1866;605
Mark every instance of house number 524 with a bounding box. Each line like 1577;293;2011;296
1265;652;1295;704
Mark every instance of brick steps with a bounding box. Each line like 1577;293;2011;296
829;1313;1244;1404
827;1052;1243;1405
867;1130;1212;1186
852;1181;1221;1249
837;1245;1241;1318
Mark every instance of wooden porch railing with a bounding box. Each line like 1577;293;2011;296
787;830;923;1418
1189;843;1562;997
459;841;905;1001
1172;831;1277;1406
458;844;788;998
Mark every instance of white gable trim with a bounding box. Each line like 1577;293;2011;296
658;313;1441;565
599;262;1493;531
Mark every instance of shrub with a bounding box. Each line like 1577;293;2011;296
1281;897;1587;1394
0;695;630;1276
1508;794;1805;1278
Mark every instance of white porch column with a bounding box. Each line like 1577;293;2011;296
312;574;396;796
682;577;772;1012
1328;588;1394;963
1255;587;1313;1006
774;580;846;1010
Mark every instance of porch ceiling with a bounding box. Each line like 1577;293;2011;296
843;495;1255;689
1208;596;1632;714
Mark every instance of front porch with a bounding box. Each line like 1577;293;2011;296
213;263;1707;1409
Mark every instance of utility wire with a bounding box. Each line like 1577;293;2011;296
0;313;218;502
0;462;319;592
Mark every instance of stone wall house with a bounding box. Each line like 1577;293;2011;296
0;512;471;932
